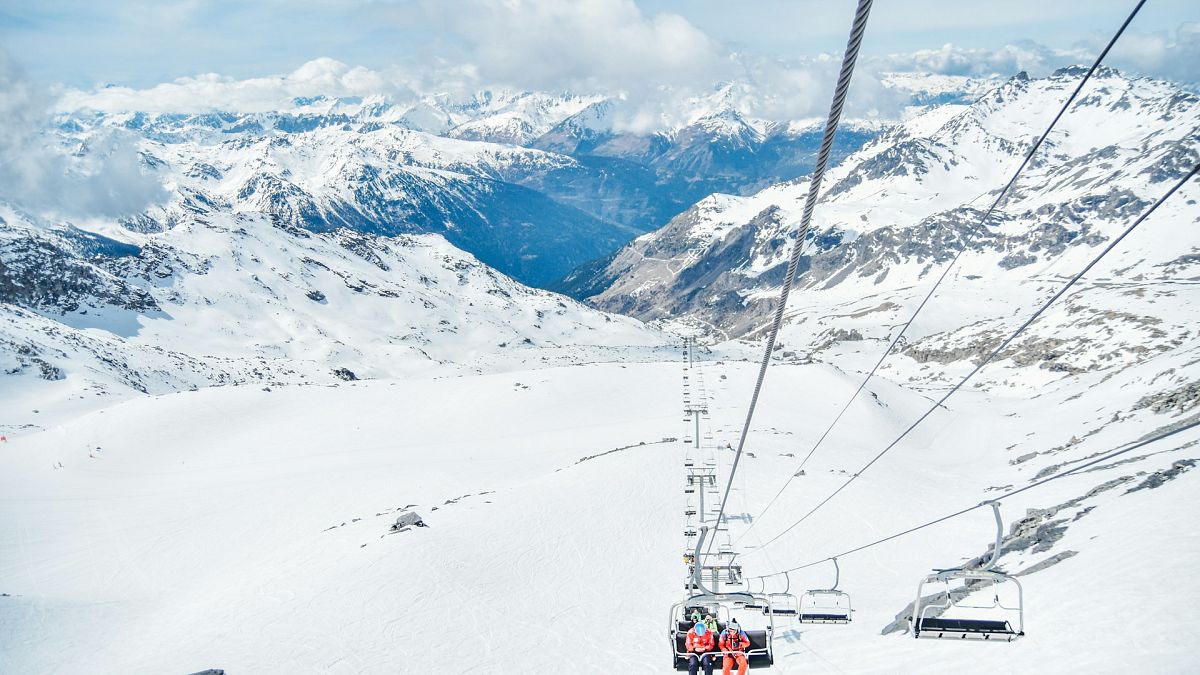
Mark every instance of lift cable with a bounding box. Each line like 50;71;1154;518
741;160;1199;557
704;0;875;563
734;0;1150;545
746;416;1200;580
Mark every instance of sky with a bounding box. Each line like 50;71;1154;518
0;1;1195;224
0;0;1196;92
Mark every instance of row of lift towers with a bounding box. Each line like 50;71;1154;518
669;337;1024;670
670;337;851;670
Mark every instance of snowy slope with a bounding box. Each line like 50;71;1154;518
0;347;1196;673
0;203;666;434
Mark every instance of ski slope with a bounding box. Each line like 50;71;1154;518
1;348;1197;673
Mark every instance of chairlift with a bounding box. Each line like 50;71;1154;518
687;563;745;590
910;503;1025;641
756;572;798;618
797;559;852;623
743;579;766;611
670;526;775;669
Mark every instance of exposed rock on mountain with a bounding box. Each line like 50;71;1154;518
568;69;1199;385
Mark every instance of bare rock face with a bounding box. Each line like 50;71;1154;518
1134;381;1200;416
0;224;158;314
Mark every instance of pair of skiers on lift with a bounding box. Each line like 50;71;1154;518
684;615;751;675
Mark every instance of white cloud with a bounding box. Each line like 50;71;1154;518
44;3;1199;135
0;52;166;219
1098;22;1200;84
57;57;413;114
873;25;1200;85
876;43;1067;78
411;0;730;93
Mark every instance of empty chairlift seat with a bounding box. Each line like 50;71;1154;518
913;616;1020;640
909;503;1025;642
797;589;851;623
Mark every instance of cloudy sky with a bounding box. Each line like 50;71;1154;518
0;0;1195;219
1;0;1196;92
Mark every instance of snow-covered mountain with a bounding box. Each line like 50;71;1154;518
49;77;946;287
0;200;666;427
566;68;1199;383
71;116;643;287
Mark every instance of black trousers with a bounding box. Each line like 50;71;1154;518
687;653;714;675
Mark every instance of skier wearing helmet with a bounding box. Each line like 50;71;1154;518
719;619;751;675
685;617;716;675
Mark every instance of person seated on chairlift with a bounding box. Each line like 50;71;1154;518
703;614;719;634
690;608;704;625
685;618;716;675
718;619;751;675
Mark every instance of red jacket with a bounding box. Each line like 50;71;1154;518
719;630;750;653
686;628;715;653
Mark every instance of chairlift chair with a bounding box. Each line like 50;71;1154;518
673;598;778;670
792;558;852;623
685;564;745;592
910;503;1025;641
753;572;798;618
671;526;775;669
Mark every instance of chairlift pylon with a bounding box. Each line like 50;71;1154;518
910;502;1025;641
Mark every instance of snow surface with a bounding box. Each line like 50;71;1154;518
1;339;1197;673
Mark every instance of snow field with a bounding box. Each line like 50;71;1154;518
1;348;1197;673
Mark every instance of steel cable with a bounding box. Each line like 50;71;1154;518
747;416;1200;579
743;161;1199;558
735;0;1151;544
705;0;875;561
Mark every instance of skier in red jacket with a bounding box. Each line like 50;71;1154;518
685;619;715;675
719;619;751;675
